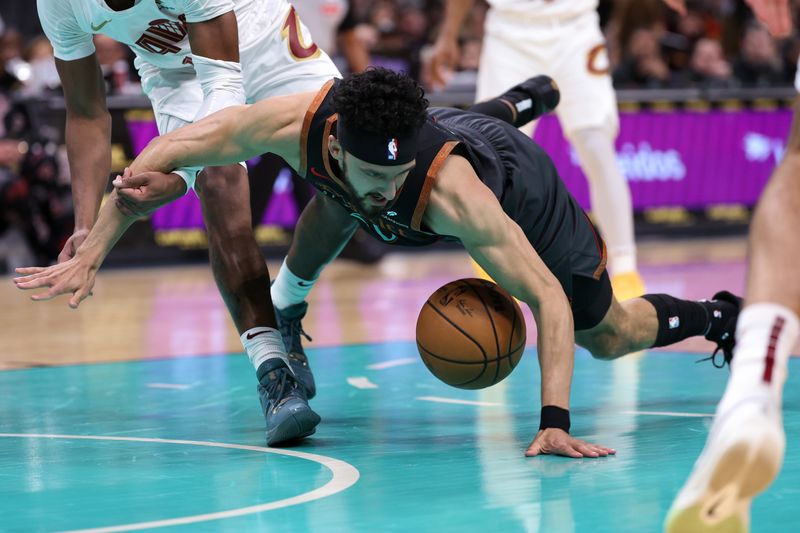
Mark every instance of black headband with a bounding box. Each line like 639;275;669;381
336;118;419;166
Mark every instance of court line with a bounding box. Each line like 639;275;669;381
347;377;379;389
623;410;713;418
367;358;418;370
0;433;360;532
416;396;504;407
146;383;192;390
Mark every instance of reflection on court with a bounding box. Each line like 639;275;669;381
1;344;797;532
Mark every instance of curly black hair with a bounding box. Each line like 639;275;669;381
333;67;429;136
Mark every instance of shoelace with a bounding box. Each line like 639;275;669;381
266;369;299;410
280;316;312;352
696;344;733;369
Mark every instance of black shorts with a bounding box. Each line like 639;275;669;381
547;258;613;331
571;271;613;330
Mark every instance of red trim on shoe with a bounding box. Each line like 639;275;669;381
763;316;786;383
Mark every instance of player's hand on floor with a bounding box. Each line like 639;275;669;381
14;257;97;309
112;168;187;218
525;428;616;458
745;0;792;37
58;228;91;263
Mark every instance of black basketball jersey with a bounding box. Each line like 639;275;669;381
298;79;455;246
298;79;606;280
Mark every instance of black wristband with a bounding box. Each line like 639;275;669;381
539;405;570;433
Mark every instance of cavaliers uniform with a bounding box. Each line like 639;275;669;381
38;0;340;180
300;80;611;329
478;0;617;138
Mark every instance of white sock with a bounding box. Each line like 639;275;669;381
609;251;637;277
719;304;800;413
570;127;638;275
270;259;317;310
240;327;293;374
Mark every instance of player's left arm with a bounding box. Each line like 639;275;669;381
424;155;614;458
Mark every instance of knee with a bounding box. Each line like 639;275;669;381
197;166;253;235
581;334;622;361
196;165;248;201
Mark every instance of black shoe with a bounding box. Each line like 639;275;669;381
509;75;561;122
257;358;320;446
700;291;743;368
275;301;316;399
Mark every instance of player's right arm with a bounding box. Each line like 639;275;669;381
37;0;113;262
427;0;473;88
38;0;113;261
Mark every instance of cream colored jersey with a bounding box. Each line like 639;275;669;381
37;0;246;68
486;0;597;19
38;0;340;188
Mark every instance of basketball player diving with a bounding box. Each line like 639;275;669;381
15;68;741;458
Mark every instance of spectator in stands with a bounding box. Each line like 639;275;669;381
93;34;139;95
688;37;734;87
733;23;789;86
0;37;20;92
21;36;60;96
613;27;673;88
292;0;371;75
0;67;71;270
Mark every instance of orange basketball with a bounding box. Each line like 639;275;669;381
416;278;526;389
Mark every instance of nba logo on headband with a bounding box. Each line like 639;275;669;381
387;138;398;161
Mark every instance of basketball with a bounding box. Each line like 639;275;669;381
416;278;526;389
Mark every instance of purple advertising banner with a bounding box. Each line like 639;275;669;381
533;109;792;210
127;107;792;235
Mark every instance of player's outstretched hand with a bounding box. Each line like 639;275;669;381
525;428;616;459
14;256;97;309
745;0;792;37
112;168;187;218
58;228;91;263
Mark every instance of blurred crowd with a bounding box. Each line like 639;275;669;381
0;15;71;271
0;0;798;268
3;0;797;98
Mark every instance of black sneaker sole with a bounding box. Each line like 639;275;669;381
266;408;321;446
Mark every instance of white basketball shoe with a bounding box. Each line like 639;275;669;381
665;397;785;533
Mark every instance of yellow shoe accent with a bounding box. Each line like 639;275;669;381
471;258;494;282
611;271;646;301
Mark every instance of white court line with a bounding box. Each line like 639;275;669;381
367;358;417;370
146;383;192;390
416;396;504;407
0;433;359;532
623;410;714;418
347;377;379;389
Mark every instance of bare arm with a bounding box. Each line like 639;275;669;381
427;0;474;87
424;156;575;411
338;28;370;74
56;55;112;258
423;156;614;458
130;92;309;175
113;10;245;218
14;188;138;308
745;0;792;37
188;11;239;61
